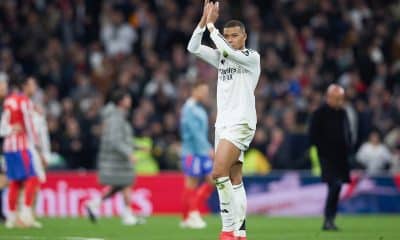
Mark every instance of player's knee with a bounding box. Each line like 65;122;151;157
211;169;227;180
230;175;242;185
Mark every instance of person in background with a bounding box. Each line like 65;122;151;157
309;84;352;231
22;77;50;185
23;77;49;227
180;81;214;229
30;104;50;184
356;130;393;175
0;76;43;228
86;90;142;226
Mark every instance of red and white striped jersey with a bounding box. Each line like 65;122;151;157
0;92;39;152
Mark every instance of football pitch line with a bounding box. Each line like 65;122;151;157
0;237;104;240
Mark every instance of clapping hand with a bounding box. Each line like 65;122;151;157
206;1;219;25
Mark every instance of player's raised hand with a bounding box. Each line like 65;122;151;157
202;0;210;19
206;1;219;25
199;0;211;28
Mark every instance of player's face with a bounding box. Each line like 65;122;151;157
223;26;247;50
25;78;37;97
197;85;209;104
327;94;344;109
121;95;132;109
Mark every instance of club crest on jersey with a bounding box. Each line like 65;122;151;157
241;50;249;56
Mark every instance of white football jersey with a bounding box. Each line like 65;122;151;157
31;109;51;183
187;26;260;129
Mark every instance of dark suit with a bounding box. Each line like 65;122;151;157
309;103;351;224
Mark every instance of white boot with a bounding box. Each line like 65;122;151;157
181;211;206;229
19;205;42;228
5;211;17;229
121;207;138;226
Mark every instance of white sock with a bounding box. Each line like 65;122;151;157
233;182;247;237
19;205;35;225
7;211;16;222
216;177;235;232
21;205;33;217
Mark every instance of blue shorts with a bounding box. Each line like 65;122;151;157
182;154;213;177
4;150;36;180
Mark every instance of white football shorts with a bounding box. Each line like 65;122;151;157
214;124;256;162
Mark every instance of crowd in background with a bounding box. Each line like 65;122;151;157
1;0;400;175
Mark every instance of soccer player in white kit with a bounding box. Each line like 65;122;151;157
187;1;260;240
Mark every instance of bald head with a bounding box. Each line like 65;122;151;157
326;84;345;109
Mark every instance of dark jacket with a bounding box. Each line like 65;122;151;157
309;103;351;183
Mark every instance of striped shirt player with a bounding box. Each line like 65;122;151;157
0;91;41;228
1;76;43;228
0;92;39;181
181;98;213;177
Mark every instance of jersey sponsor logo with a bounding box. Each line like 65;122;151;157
218;66;249;81
219;67;238;75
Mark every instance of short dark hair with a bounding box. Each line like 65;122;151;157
9;75;34;90
191;80;207;90
224;20;246;32
110;89;130;105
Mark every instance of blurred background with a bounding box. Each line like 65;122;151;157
1;0;400;217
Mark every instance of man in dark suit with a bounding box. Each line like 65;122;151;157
309;84;352;231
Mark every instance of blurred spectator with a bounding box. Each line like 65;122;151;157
101;5;137;57
356;130;393;175
244;129;270;175
60;117;84;169
267;127;292;169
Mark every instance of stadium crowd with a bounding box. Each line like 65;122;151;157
1;0;400;175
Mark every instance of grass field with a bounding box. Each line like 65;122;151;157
0;215;399;240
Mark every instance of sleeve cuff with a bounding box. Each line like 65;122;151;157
195;26;206;33
208;23;217;33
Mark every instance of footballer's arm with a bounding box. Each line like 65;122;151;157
187;27;220;68
187;0;220;68
208;28;259;71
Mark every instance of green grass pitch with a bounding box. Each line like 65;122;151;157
0;215;399;240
